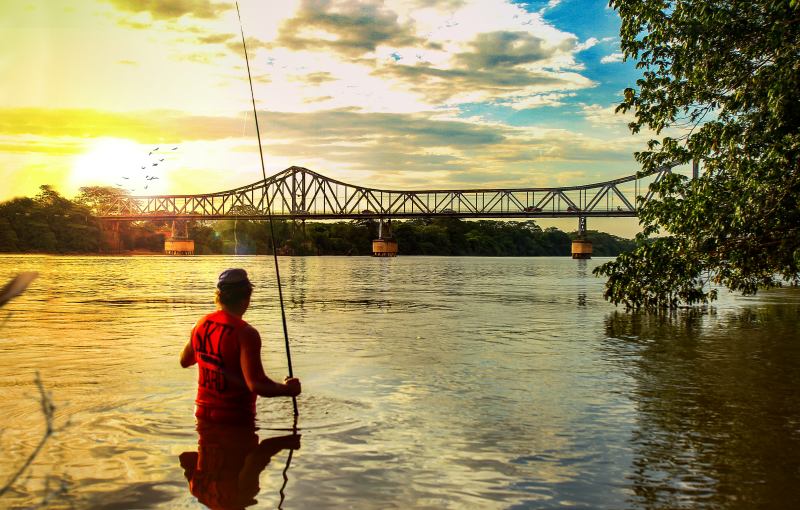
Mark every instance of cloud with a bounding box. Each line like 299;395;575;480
171;1;597;112
376;61;591;104
0;106;632;164
0;108;241;142
0;106;644;202
304;95;335;104
373;26;591;105
224;36;270;58
197;32;235;44
106;0;231;20
600;52;624;64
409;0;466;8
580;103;630;128
296;72;337;85
177;50;229;64
455;31;573;70
0;135;85;156
575;37;599;52
539;0;563;13
276;0;424;58
495;92;576;110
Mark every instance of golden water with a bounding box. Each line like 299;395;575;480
1;255;799;509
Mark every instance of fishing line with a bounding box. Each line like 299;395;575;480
236;1;298;417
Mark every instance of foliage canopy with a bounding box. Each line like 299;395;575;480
595;0;800;309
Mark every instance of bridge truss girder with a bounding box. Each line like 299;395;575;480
96;165;671;221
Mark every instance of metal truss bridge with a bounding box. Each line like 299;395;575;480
96;165;671;222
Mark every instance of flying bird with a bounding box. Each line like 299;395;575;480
146;176;160;181
152;163;158;166
171;147;178;150
159;158;164;162
141;166;146;170
122;176;129;179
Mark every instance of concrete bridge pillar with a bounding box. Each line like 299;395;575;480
100;221;122;253
165;220;195;255
572;216;592;259
372;219;398;257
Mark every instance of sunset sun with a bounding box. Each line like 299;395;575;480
71;138;167;195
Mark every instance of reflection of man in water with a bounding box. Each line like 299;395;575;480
179;421;300;510
180;268;301;424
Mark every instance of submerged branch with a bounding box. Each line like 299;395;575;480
0;372;56;498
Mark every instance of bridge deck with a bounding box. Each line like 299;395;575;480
96;166;669;221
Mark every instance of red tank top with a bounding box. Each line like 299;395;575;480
191;310;256;421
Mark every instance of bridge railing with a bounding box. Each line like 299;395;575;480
96;166;671;220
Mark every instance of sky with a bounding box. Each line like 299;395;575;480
0;0;656;235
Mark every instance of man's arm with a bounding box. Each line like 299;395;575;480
180;328;197;368
240;327;301;398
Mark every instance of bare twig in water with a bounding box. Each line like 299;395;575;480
0;372;56;498
1;273;69;506
35;475;70;509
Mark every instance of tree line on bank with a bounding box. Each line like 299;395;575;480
0;185;635;256
595;0;799;309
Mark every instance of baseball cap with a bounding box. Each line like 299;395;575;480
217;268;253;289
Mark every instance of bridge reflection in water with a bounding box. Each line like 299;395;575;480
96;165;671;257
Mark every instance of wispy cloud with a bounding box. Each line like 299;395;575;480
600;52;624;64
105;0;231;20
197;32;235;44
0;107;640;192
495;92;576;110
276;0;425;58
580;103;629;128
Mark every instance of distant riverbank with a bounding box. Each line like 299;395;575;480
1;186;636;257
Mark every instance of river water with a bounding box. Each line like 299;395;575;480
0;255;799;509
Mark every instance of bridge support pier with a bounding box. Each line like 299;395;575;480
100;221;122;253
572;216;592;259
165;220;195;255
373;219;398;257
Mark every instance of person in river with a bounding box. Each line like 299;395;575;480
180;268;301;424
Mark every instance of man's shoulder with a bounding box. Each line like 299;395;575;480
238;322;259;338
199;310;222;321
193;312;214;329
201;310;245;325
236;323;261;351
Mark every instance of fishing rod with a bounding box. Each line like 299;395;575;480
236;1;298;417
278;432;295;509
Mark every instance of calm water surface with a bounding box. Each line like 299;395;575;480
1;255;799;509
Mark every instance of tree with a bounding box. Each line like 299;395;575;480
0;218;19;252
74;186;130;215
594;0;800;309
189;223;223;255
36;185;100;252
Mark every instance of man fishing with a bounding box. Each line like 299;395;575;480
180;268;301;424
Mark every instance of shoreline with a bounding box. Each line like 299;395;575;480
1;252;615;258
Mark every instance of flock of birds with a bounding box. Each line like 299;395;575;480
115;145;178;193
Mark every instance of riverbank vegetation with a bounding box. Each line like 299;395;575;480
0;186;635;256
596;0;800;309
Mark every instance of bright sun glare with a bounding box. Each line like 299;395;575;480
71;138;169;195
